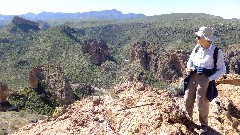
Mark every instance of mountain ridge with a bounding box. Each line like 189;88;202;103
0;9;145;21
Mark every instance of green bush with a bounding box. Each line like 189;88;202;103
9;86;58;116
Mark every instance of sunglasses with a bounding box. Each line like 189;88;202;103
196;36;201;39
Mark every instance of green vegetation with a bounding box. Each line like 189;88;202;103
0;12;240;135
0;13;240;91
9;86;59;116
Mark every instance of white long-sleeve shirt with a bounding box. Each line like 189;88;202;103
187;44;226;81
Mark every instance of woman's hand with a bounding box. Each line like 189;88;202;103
186;68;193;75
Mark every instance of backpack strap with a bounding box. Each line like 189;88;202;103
195;45;219;72
195;46;200;53
213;47;219;72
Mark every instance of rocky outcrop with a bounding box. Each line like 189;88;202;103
29;66;44;88
216;74;240;86
0;83;23;112
11;16;40;32
29;65;76;106
0;82;10;103
130;41;189;82
0;83;16;112
82;39;112;65
12;81;195;134
13;81;240;134
157;50;188;82
224;44;240;74
130;41;153;70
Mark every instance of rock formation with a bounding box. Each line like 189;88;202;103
0;82;15;112
11;81;195;134
130;41;152;70
157;51;188;82
0;83;23;112
0;82;10;103
12;80;240;134
82;39;112;65
11;16;40;32
216;74;240;86
29;65;76;106
130;41;189;82
224;44;240;74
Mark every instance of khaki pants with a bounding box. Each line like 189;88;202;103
184;72;210;126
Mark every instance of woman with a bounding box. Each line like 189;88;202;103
184;26;226;132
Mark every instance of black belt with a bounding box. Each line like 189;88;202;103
193;66;214;77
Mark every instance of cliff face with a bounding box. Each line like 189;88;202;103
29;65;76;106
157;51;188;82
82;39;112;65
224;44;240;74
130;41;154;71
130;41;189;82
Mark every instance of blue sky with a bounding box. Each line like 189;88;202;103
0;0;240;19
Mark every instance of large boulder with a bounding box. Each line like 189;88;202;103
0;82;10;103
29;65;76;106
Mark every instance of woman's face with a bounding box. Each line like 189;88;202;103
196;36;210;46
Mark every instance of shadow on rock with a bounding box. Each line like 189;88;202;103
0;101;22;112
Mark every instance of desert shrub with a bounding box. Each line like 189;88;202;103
9;85;58;116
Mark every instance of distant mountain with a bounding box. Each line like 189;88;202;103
137;13;224;22
0;14;12;29
0;9;145;21
0;14;10;20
